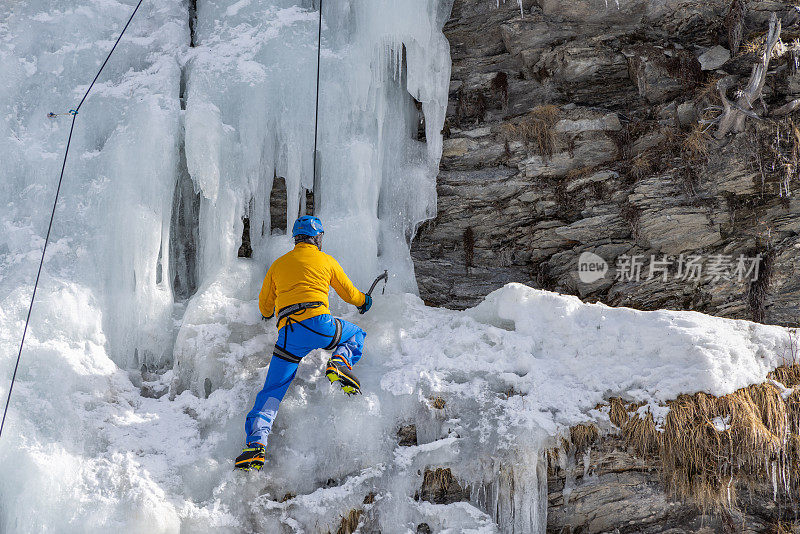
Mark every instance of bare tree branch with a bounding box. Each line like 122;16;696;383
772;98;800;117
715;13;782;139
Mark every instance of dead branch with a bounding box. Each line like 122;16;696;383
772;98;800;117
715;13;782;139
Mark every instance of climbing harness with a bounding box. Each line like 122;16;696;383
277;301;340;349
0;0;145;441
271;319;342;364
272;345;303;365
271;270;385;380
277;301;325;322
271;302;343;364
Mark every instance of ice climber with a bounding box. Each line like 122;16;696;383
235;215;372;471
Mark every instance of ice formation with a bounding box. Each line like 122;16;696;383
0;1;793;533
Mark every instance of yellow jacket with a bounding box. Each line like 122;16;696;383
259;242;366;328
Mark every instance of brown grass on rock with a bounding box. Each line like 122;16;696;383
430;396;446;410
608;397;632;428
623;409;662;458
682;123;712;162
572;365;800;513
419;467;468;505
502;105;560;159
570;423;599;455
630;152;653;181
770;362;800;387
693;76;723;106
334;508;363;534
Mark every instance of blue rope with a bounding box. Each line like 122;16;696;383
0;0;145;441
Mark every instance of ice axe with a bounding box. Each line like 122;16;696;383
360;270;388;314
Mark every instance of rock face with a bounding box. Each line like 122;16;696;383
411;0;800;327
546;435;785;534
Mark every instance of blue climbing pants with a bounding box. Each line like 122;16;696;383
244;314;365;446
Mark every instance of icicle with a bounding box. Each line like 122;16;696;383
560;445;576;505
772;461;778;501
582;447;591;479
726;475;734;507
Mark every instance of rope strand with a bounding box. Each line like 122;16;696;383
311;0;323;214
0;0;145;440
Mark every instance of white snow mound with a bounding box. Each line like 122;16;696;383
0;281;790;533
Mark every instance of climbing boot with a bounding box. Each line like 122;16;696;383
326;355;361;395
235;443;266;471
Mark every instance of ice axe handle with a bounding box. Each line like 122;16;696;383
366;270;389;297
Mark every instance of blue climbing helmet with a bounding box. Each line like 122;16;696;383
292;215;324;238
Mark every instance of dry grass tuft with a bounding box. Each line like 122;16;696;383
741;32;798;59
502;105;560;159
630;152;653;181
623;409;662;458
570;423;599;454
335;508;363;534
564;165;598;182
419;467;467;505
743;32;768;55
693;76;723;105
604;398;661;457
430;396;446;410
767;521;798;534
423;467;454;490
608;397;631;428
770;363;800;388
682;123;712;162
580;365;800;513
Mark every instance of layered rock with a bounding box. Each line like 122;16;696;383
411;0;800;326
546;435;783;534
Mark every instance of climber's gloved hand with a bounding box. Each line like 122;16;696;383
357;294;372;315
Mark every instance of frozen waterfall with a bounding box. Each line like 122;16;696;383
1;0;451;375
0;1;792;533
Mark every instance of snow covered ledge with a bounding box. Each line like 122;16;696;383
377;283;789;530
465;283;787;404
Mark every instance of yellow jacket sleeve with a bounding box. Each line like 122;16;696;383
258;266;277;317
329;257;366;307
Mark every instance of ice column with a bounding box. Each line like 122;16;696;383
0;1;189;369
184;0;452;295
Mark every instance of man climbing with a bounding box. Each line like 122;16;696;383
235;215;372;471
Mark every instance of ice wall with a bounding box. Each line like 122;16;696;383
1;1;190;530
184;0;451;294
0;1;188;370
1;0;451;379
1;0;469;531
170;0;453;396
